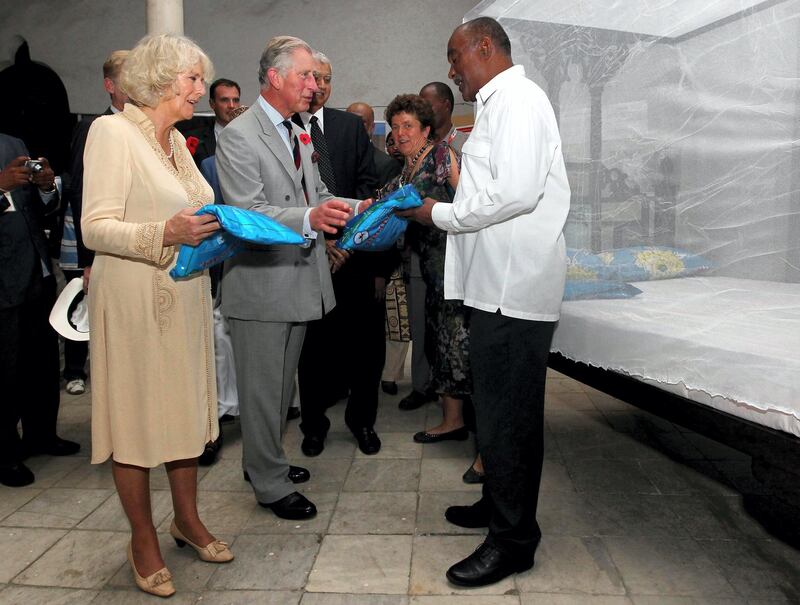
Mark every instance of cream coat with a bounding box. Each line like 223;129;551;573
82;104;217;467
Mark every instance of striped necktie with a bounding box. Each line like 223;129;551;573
309;116;338;195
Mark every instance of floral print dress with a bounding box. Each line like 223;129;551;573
385;142;471;396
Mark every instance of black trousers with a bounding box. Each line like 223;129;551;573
0;274;61;465
469;308;555;561
298;264;386;437
62;269;88;381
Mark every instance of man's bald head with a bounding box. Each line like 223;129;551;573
346;101;375;136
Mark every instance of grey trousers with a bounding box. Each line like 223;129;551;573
228;318;306;503
407;252;430;393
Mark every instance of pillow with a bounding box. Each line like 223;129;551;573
337;184;422;251
563;279;643;301
567;246;712;282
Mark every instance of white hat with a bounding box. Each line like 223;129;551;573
49;277;90;341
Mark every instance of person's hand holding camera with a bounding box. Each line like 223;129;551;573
26;157;56;193
0;156;34;193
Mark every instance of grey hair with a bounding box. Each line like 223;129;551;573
258;35;312;88
312;50;331;69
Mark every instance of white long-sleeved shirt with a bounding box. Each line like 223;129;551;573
431;65;570;321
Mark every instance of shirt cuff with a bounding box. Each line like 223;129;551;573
431;201;453;231
302;208;317;248
39;188;58;203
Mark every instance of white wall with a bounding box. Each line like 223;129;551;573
2;0;477;118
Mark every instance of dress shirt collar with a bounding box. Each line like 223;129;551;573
257;94;290;130
109;105;121;114
214;121;224;140
298;106;324;132
476;64;525;108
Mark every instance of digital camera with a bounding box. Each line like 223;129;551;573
24;159;44;173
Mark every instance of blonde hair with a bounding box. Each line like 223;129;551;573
120;34;214;108
102;50;129;81
258;35;311;88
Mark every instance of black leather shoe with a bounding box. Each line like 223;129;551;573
287;407;301;420
413;426;469;444
198;435;223;466
398;389;437;411
301;434;325;457
259;491;317;520
288;465;310;483
446;541;533;587
0;462;35;487
353;427;381;455
445;502;491;528
381;381;398;395
23;437;80;458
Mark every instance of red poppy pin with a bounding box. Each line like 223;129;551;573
186;136;200;156
298;133;311;145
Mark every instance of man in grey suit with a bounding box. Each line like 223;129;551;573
216;36;364;519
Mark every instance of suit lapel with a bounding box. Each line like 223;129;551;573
253;103;302;188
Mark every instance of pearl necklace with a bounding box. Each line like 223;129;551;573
400;140;430;186
164;135;175;159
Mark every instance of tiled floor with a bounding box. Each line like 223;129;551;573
2;370;800;604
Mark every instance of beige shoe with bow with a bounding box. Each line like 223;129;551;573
169;520;234;563
127;542;175;598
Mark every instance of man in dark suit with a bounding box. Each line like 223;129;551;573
179;78;241;168
56;50;129;397
0;134;79;487
293;51;386;457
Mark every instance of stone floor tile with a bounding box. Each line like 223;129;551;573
284;430;357;461
0;486;41;522
90;588;199;604
297;458;352;493
554;430;666;461
540;459;578;493
345;459;420;492
515;536;625;595
585;391;633;413
420;438;476;460
53;423;91;453
303;594;408;604
696;538;800;601
106;532;228;592
208;534;320;590
243;492;337;535
0;585;99;605
604;536;737;597
538;490;604;538
0;527;68;583
639;458;730;495
418;459;481;493
566;458;659;494
169;491;255;535
711;461;770;496
1;488;112;529
546;390;598;412
661;494;756;540
602;410;678;436
409;535;514;595
356;432;422;460
24;456;86;488
522;596;633;605
307;534;412;594
200;590;302;605
377;405;431;433
55;460;115;489
77;489;173;532
198;459;251;492
14;529;128;588
415;491;486;536
683;434;750;462
630;597;749;604
329;491;416;535
54;404;92;425
412;596;520;605
546;410;611;434
546;377;587;394
582;493;688;538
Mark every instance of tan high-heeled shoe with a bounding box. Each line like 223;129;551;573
127;542;175;598
169;520;234;563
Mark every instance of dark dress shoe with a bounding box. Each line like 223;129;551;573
353;427;381;455
301;434;325;457
288;465;310;483
398;389;437;411
286;407;301;420
23;437;80;458
198;435;223;466
413;426;469;444
445;502;491;528
0;462;35;487
462;465;485;484
259;491;317;519
446;541;533;587
381;381;398;395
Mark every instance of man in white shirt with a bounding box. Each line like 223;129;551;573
400;17;570;587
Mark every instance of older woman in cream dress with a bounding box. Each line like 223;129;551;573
82;34;233;598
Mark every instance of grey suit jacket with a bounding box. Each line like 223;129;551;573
216;98;357;323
